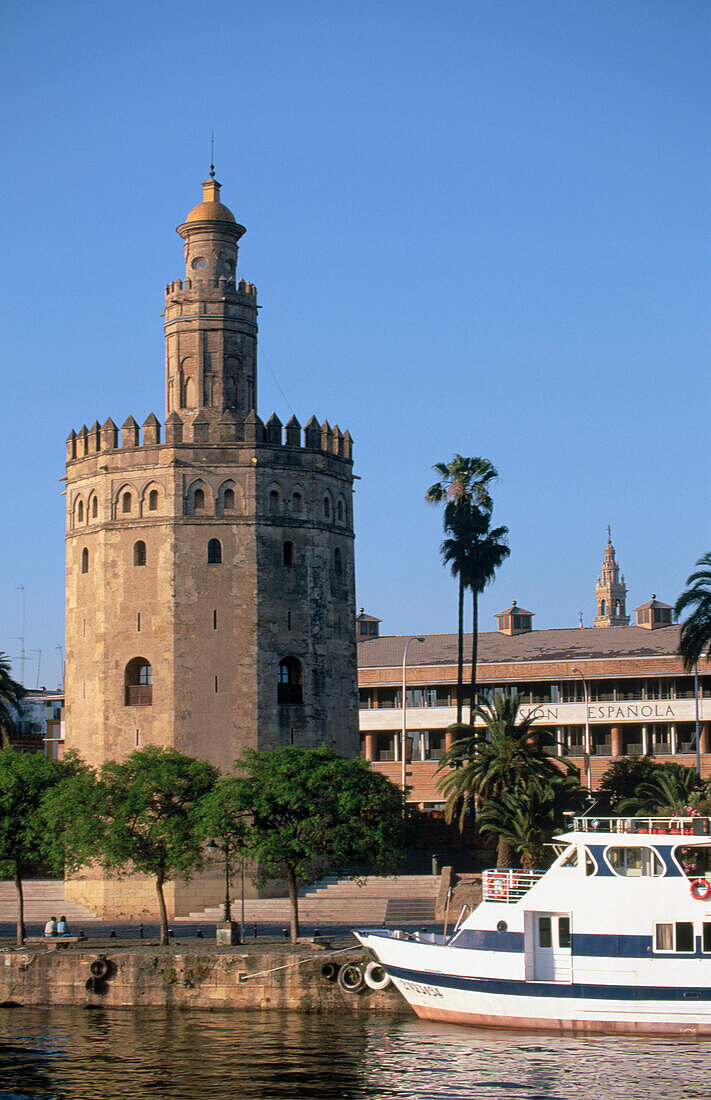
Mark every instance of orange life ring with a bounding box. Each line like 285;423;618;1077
487;873;509;900
690;879;711;901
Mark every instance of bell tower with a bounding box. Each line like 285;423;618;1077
594;529;630;627
164;173;258;429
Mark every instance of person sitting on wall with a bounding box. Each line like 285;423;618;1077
44;916;57;937
56;915;69;937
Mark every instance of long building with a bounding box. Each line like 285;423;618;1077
358;538;710;807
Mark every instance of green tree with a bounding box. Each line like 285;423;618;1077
618;761;710;817
58;747;218;945
437;694;578;867
0;653;25;749
597;754;658;813
426;456;501;724
235;746;404;943
675;553;711;671
198;776;249;924
442;506;509;724
477;777;583;869
0;749;81;944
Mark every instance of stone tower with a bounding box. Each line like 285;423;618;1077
64;177;359;914
593;530;629;627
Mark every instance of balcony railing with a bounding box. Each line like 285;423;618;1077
571;815;710;836
482;868;545;903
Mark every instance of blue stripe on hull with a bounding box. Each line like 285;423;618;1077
451;929;710;960
387;964;711;1002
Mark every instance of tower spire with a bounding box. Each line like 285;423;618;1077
209;131;215;179
594;534;629;628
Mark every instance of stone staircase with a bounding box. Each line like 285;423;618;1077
177;873;441;925
0;880;99;922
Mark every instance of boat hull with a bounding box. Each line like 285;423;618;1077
356;932;711;1037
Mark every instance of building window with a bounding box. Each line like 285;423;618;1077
334;547;342;574
207;538;222;564
148;490;158;511
269;490;279;514
122;492;132;514
278;657;303;705
213;610;218;630
223;487;235;510
283;540;294;567
81;547;89;574
194;488;205;512
606;846;664;878
323;496;331;519
77;500;84;523
133;540;146;566
124;658;153;706
292;491;302;514
91;496;98;519
337;499;344;523
600;599;606;616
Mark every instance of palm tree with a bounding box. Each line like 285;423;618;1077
437;694;577;867
443;506;509;724
426;456;499;724
618;761;709;817
477;777;583;869
675;553;711;671
0;653;25;749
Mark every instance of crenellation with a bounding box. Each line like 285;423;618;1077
100;418;119;451
265;412;282;445
304;415;321;450
165;411;183;444
331;425;343;457
285;414;301;448
244;409;264;444
66;429;77;462
343;430;353;460
192;409;210;443
142;413;161;446
121;416;140;448
219;409;238;443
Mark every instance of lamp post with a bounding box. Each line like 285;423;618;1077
694;661;701;779
571;667;592;791
206;839;244;945
401;636;425;811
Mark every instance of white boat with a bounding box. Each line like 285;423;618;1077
355;815;711;1035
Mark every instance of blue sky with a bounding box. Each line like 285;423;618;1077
1;1;710;686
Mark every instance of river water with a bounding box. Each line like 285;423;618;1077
0;1007;708;1099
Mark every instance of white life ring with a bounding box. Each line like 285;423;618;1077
337;963;364;993
364;961;391;990
487;873;509;900
690;878;711;901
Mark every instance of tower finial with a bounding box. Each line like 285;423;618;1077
209;131;215;179
607;524;611;543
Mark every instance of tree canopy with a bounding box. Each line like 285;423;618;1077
235;745;404;942
675;552;711;671
0;654;25;750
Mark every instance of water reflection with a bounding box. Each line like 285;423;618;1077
0;1008;709;1099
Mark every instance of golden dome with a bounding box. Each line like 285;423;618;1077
185;177;236;224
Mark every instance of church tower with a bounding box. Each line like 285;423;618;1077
64;176;359;916
593;530;629;627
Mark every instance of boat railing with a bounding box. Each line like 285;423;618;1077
482;868;546;903
571;815;710;836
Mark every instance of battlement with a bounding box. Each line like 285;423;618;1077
66;412;353;462
164;276;257;299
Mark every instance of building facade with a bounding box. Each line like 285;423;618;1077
359;539;710;806
64;175;359;915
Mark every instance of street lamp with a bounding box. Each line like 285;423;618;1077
571;667;592;791
206;839;245;944
402;636;425;810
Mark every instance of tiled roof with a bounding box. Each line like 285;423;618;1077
633;598;673;611
357;625;682;670
496;604;534;617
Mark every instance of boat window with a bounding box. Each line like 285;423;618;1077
561;847;578;868
538;916;552;949
606;846;665;878
703;923;711;954
558;916;571;949
654;921;694;953
675;845;711;879
585;850;597;876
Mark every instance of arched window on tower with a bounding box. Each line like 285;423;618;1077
292;491;302;514
615;599;621;616
278;657;303;705
122;492;132;514
223;487;235;511
207;538;222;564
91;496;98;519
194;488;205;512
283;540;294;567
336;499;344;523
269;490;280;514
148;490;158;511
133;540;146;567
81;547;89;574
600;599;606;616
124;658;152;706
323;496;331;520
77;500;84;523
334;547;342;575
